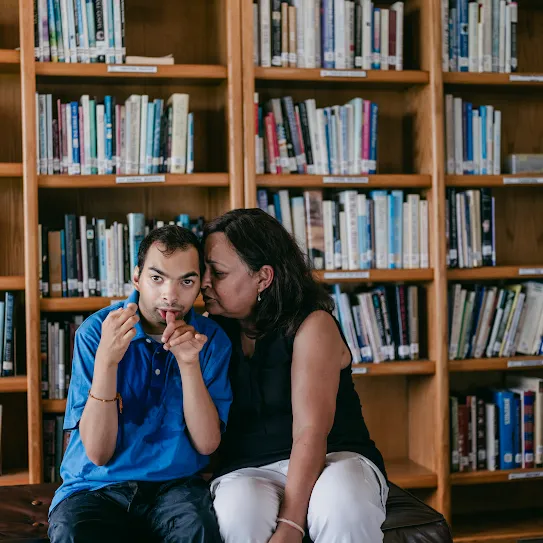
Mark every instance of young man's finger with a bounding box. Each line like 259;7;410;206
165;330;195;349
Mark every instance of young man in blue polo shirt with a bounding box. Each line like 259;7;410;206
48;225;232;543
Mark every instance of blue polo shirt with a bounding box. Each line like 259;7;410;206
50;290;232;514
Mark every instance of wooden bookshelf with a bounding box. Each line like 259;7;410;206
314;269;433;283
0;276;25;291
0;163;23;177
257;174;432;189
0;377;27;393
446;175;543;187
38;173;229;189
450;356;543;372
352;361;435;377
443;72;543;87
0;469;30;487
448;266;543;281
386;458;437;489
452;469;543;486
0;50;20;73
42;400;66;414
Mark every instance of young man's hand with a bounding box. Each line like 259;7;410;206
96;303;139;367
162;311;207;366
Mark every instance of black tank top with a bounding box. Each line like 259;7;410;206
211;312;387;479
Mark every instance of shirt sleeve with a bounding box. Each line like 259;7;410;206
63;319;102;431
202;328;233;433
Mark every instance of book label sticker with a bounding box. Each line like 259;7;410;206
503;177;543;185
323;176;369;184
507;360;543;368
320;70;367;78
323;271;370;280
116;175;166;184
510;74;543;82
508;471;543;480
352;366;369;375
107;65;158;74
518;268;543;276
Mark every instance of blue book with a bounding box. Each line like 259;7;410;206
2;292;14;376
358;199;369;269
341;106;348;175
176;214;190;228
273;192;282;225
493;390;515;469
481;106;487;174
322;0;335;69
60;229;67;298
465;102;473;174
97;219;107;297
75;0;87;61
85;0;97;62
186;112;194;174
257;189;268;211
104;96;113;174
369;102;378;174
52;0;64;62
329;109;337;174
389;190;403;269
46;0;56;62
458;0;469;72
324;108;332;174
108;0;115;63
145;102;156;174
71;102;80;173
152;99;163;174
372;8;381;70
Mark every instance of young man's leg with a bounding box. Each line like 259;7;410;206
145;476;222;543
48;484;143;543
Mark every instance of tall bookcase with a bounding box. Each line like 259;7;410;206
0;0;542;540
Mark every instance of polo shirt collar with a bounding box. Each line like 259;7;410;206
122;288;196;342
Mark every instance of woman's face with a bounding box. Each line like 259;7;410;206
202;232;260;320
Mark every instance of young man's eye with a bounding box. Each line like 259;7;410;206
151;276;162;282
183;279;194;286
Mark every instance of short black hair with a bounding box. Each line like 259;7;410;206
137;225;204;276
203;208;334;339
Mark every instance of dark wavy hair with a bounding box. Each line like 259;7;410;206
203;208;334;339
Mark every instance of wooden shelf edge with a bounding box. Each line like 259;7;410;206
42;399;66;413
452;468;543;486
386;459;437;489
450;356;543;372
0;276;25;290
448;266;543;281
257;174;432;188
315;269;434;283
353;361;435;376
0;376;27;393
35;63;228;80
444;72;543;86
0;469;30;487
447;174;543;187
38;173;229;188
255;67;429;84
0;163;23;177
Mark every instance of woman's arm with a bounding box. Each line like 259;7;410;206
272;310;349;541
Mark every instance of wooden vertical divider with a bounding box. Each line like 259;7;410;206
19;0;42;483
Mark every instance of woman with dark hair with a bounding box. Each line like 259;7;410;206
202;208;388;543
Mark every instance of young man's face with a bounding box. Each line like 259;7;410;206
133;242;201;335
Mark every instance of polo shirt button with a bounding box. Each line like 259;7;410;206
155;369;161;376
146;338;151;343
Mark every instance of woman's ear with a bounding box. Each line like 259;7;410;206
257;265;274;293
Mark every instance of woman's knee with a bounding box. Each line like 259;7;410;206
212;475;282;543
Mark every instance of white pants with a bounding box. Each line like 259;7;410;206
210;451;388;543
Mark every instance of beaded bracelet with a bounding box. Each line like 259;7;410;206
88;391;123;414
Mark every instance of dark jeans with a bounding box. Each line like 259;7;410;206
48;476;222;543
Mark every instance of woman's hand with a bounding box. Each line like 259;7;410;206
268;523;304;543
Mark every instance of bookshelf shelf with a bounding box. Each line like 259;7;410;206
453;509;543;542
0;50;20;73
452;469;543;486
352;361;435;376
42;399;66;414
257;174;432;189
450;356;543;372
0;469;30;487
314;269;433;283
254;67;429;86
0;376;27;393
443;72;543;87
386;458;437;489
38;173;230;189
0;163;23;177
446;175;543;187
35;63;228;83
40;296;205;313
448;266;543;281
0;276;25;291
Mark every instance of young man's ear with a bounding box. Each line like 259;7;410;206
132;266;141;290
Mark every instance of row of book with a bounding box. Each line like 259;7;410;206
37;93;194;176
451;378;541;472
41;316;81;399
442;0;518;73
446;188;495;269
445;96;502;176
39;213;205;299
258;188;429;271
449;282;543;361
44;415;68;483
253;0;404;71
255;94;378;176
35;0;126;64
332;283;420;364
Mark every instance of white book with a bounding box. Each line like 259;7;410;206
304;0;316;68
79;0;90;62
323;200;335;270
260;0;271;67
498;0;506;72
392;1;403;70
102;0;111;62
381;9;389;70
358;293;384;362
477;18;484;73
419;199;429;269
60;0;71;63
468;2;478;73
335;0;346;68
516;282;543;355
65;0;78;62
316;109;329;175
65;103;73;175
503;293;525;357
454;97;463;175
346;0;355;68
362;0;372;70
486;403;497;471
340;190;359;270
373;193;388;269
350;98;363;175
346;104;354;174
278;190;293;234
449;286;466;359
113;0;123;63
46;94;53;175
294;0;305;68
315;0;321;66
253;2;259;65
339;210;348;270
446;94;455;174
505;2;511;73
168;93;189;174
357;194;368;268
403;202;409;269
139;95;149;174
105;227;114;297
407;194;420;269
455;193;464;268
117;223;124;297
306;100;321;174
339;293;362;363
486;290;506;358
129;95;141;174
473;287;497;358
483;0;492;71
